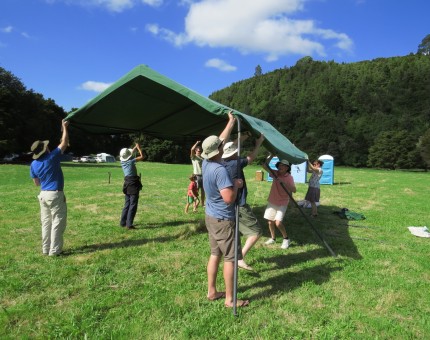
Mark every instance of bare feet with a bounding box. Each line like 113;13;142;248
207;291;226;301
225;299;250;308
238;260;253;271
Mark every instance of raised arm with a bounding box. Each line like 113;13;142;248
246;133;265;164
58;120;69;153
307;160;319;173
134;143;146;162
190;140;200;158
262;154;274;173
219;111;236;143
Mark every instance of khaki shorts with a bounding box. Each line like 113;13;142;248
205;215;241;262
239;204;262;237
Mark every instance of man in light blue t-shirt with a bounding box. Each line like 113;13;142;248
202;112;249;308
119;143;146;229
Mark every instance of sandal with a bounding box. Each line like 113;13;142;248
207;291;226;301
225;300;250;308
238;262;254;271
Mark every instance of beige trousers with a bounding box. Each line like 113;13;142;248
38;191;67;255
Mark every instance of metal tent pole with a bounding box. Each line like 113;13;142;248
233;117;242;316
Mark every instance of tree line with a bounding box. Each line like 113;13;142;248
1;35;430;169
210;53;430;169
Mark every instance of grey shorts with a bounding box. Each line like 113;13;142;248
205;215;241;262
239;204;262;237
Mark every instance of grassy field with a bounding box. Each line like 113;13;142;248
0;162;429;339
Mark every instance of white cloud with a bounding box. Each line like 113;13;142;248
205;58;237;72
141;0;163;6
148;0;353;61
1;26;13;33
45;0;162;12
79;81;112;92
145;24;189;46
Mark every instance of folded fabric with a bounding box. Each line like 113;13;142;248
334;208;365;220
408;226;430;238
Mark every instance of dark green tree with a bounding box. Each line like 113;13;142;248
367;131;421;169
417;34;430;55
254;65;262;77
418;128;430;168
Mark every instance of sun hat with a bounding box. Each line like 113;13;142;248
201;135;223;159
31;140;49;159
120;148;133;161
221;141;238;159
276;159;290;168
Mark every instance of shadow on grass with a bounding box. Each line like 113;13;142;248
69;235;174;254
232;202;366;300
241;253;344;301
143;220;201;228
252;203;363;260
333;181;352;185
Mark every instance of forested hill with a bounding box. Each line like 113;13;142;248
209;54;430;169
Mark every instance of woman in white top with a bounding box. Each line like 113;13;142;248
190;141;205;206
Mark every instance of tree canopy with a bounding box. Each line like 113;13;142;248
2;40;430;169
210;54;430;169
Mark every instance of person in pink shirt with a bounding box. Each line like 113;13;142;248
262;155;297;249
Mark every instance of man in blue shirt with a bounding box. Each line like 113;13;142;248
30;119;69;256
202;112;249;308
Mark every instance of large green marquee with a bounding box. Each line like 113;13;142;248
65;64;308;164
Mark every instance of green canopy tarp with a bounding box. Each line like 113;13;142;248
65;64;308;164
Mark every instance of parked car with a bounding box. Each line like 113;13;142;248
80;156;97;163
3;153;19;162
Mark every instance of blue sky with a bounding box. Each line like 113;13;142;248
1;0;428;112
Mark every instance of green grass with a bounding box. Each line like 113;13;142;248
0;162;429;339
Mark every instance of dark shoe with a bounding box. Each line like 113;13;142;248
127;226;137;230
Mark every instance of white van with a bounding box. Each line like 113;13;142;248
96;153;116;163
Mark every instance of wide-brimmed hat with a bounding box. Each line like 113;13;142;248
276;159;290;168
221;141;238;159
31;140;49;160
120;148;133;161
201;135;223;159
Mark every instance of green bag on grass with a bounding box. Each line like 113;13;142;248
335;208;366;220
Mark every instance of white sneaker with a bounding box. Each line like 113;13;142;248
265;238;276;245
281;239;290;249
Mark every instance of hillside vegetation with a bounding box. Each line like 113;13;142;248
2;53;430;168
210;55;430;168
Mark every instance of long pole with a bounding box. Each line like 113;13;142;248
233;118;241;316
265;162;337;258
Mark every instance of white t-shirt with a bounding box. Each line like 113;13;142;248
191;155;203;175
